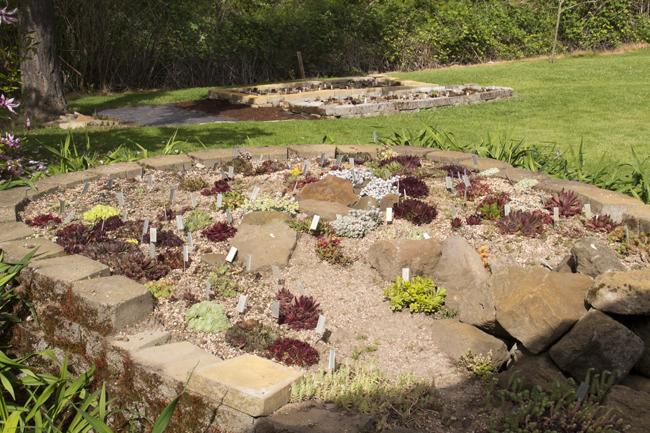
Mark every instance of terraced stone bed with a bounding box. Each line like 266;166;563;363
7;146;650;432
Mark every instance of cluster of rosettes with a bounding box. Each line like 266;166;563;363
360;176;400;202
331;208;383;238
242;193;299;215
325;168;374;188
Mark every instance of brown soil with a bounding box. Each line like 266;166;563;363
173;99;313;122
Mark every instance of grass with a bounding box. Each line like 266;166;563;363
21;47;650;170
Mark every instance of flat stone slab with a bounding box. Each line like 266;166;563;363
623;205;650;236
201;253;227;267
132;341;222;382
72;275;154;334
390;146;434;158
425;150;470;164
34;171;100;195
0;187;32;222
458;156;513;173
111;331;171;353
335;145;381;158
254;402;374;433
494;167;552;184
189;146;288;167
574;187;643;222
188;354;304;417
0;237;65;262
298;199;351;221
231;224;297;271
138;154;192;171
288;145;336;159
188;148;234;168
87;162;143;179
0;222;35;242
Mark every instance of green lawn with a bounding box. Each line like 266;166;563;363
26;48;650;169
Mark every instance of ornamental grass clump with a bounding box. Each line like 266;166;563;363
267;338;319;366
185;301;231;334
360;176;399;201
331;208;383;238
242;193;299;215
384;276;447;314
393;199;437;225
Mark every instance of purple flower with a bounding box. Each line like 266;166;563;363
0;94;19;113
0;1;17;25
1;132;21;148
26;117;31;130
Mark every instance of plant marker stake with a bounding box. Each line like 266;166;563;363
191;193;197;208
141;167;145;178
64;210;75;224
576;382;590;402
302;160;309;174
81;183;89;195
450;205;457;218
228;166;234;178
150;227;157;243
297;281;306;296
246;254;252;272
553;207;559;225
541;259;553;270
350;158;355;167
143;218;149;234
150;243;155;258
147;175;153;187
219;168;228;179
310;215;320;231
625;225;630;242
463;189;467;202
423;233;431;240
59;200;66;214
259;154;263;163
183;246;189;263
271;301;280;319
251;187;260;201
386;208;393;224
445;177;453;190
540;192;545;206
187;232;193;247
292;181;298;195
584;203;592;219
226;208;233;223
236;295;247;313
316;315;326;334
462;174;471;189
108;178;114;189
102;217;106;231
205;281;211;298
504;204;510;216
336;214;342;220
320;153;325;165
336;155;343;166
232;145;238;155
328;349;336;371
170;188;175;202
402;268;410;282
471;155;478;166
117;192;124;207
225;246;237;262
122;210;128;223
216;193;223;208
242;142;245;153
373;131;377;143
176;215;184;231
505;174;514;186
272;264;281;280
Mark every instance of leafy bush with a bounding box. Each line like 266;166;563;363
225;319;279;354
398;176;429;198
185;301;231;334
315;236;353;265
393;199;438;225
267;338;319;366
384;276;447;314
291;361;441;429
331;208;383;238
242;193;299;215
145;279;176;299
201;221;237;242
83;204;121;222
182;210;212;232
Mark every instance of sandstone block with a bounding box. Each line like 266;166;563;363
335;145;382;158
288;144;336;159
0;222;35;242
603;385;650;433
231;224;296;271
298;199;350;221
132;341;222;382
425;150;470;164
298;175;358;206
458;157;513;173
111;331;171;353
241;211;293;229
0;237;65;263
586;269;650;315
88;162;143;179
630;317;650;377
368;238;442;281
622;205;650;236
254;402;374;433
571;237;625;278
138;154;192;171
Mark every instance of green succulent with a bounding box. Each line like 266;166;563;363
185;301;231;334
83;205;122;222
383;276;447;314
211;191;245;211
145;279;176;299
183;210;212;232
180;177;209;192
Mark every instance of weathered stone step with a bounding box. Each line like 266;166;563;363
0;222;35;242
0;237;65;262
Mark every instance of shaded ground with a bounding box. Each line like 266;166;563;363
174;99;312;122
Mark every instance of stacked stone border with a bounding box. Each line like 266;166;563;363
1;144;650;432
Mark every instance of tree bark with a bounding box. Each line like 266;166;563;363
20;0;69;121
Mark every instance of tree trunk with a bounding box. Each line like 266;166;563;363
20;0;69;121
550;0;564;64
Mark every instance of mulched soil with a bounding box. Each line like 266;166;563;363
174;99;313;122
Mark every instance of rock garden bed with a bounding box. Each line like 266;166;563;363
4;145;650;432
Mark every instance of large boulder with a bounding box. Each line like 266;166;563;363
549;309;645;382
368;238;442;282
571;237;625;278
622;375;650;394
298;199;350;222
586;269;650;315
603;385;650;433
230;224;297;272
241;211;293;228
298;175;358;205
350;196;379;211
484;265;530;337
487;254;519;275
630;317;650;377
254;402;374;433
496;269;593;354
433;236;490;324
379;194;400;211
496;351;566;392
425;319;508;368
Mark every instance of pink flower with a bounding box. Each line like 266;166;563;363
26;117;31;130
1;132;21;148
0;1;18;25
0;94;19;114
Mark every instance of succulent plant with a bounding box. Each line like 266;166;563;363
83;205;122;222
413;168;447;179
25;214;61;227
393;199;438;225
242;193;299;215
544;189;583;218
454;178;491;201
340;152;372;165
438;164;466;178
585;214;619;233
360;176;400;201
201;221;237;242
277;290;321;331
267;338;319;366
185;301;231;334
107;253;168;282
81;240;139;261
55;224;109;254
466;214;482;225
283;176;320;196
145;279;176;299
180;177;209;192
92;215;124;232
142;230;184;247
378;155;421;173
496;210;547;237
115;220;145;239
331;208;383;238
225;320;280;354
183;210;212;232
398;176;429;198
244;160;287;176
451;217;463;228
315;236;353;265
276;287;295;311
156;206;192;222
201;179;231;196
222;157;251;174
476;192;509;220
157;250;191;269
